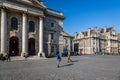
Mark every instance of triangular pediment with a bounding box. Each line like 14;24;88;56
15;0;46;9
62;31;71;37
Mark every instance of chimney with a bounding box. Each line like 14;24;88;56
87;28;91;36
104;27;107;33
74;32;78;38
94;26;97;32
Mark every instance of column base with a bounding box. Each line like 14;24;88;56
21;52;29;57
38;52;45;58
21;52;24;57
0;52;7;56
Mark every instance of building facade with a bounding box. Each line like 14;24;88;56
0;0;65;57
61;31;73;53
74;27;119;55
118;33;120;54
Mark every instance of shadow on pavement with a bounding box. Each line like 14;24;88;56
60;63;74;67
71;60;79;62
59;59;79;68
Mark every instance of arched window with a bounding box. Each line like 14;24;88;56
11;17;18;30
29;21;35;32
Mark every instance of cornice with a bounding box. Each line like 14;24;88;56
14;0;46;10
1;0;44;16
45;8;65;20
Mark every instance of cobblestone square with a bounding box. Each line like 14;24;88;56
0;55;120;80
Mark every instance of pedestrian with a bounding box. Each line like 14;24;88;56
0;54;3;61
6;53;11;62
67;50;72;63
0;54;6;61
56;51;62;68
24;52;28;61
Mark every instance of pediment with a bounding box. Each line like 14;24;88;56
62;31;71;37
15;0;46;9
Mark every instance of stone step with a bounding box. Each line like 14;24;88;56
10;56;47;61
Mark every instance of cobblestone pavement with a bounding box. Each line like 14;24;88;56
0;55;120;80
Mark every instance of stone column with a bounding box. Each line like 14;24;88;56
0;8;7;55
38;17;45;57
21;13;28;56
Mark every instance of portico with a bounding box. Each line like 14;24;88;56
0;0;65;58
0;0;45;57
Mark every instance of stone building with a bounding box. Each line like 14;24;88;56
0;0;65;57
118;33;120;54
61;31;73;53
74;27;119;54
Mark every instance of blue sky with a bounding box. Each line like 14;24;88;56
43;0;120;36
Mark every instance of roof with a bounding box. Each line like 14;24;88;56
82;32;87;36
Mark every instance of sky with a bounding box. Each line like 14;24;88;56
42;0;120;36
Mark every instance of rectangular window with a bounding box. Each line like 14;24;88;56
51;23;54;27
66;39;68;44
51;33;54;40
51;46;54;53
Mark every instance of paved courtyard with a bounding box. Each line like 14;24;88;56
0;55;120;80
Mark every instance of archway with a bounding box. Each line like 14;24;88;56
28;38;35;56
9;37;19;56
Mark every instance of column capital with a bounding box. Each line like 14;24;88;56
22;11;28;15
1;6;8;10
39;16;43;20
22;12;27;16
39;15;45;19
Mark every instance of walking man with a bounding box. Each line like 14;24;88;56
56;51;62;68
24;52;28;61
6;53;11;62
67;50;72;63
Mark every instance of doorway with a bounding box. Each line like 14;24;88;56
9;37;19;56
28;38;35;56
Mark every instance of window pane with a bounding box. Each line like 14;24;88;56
51;33;54;40
29;21;35;32
51;23;54;27
51;46;54;53
11;17;18;30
